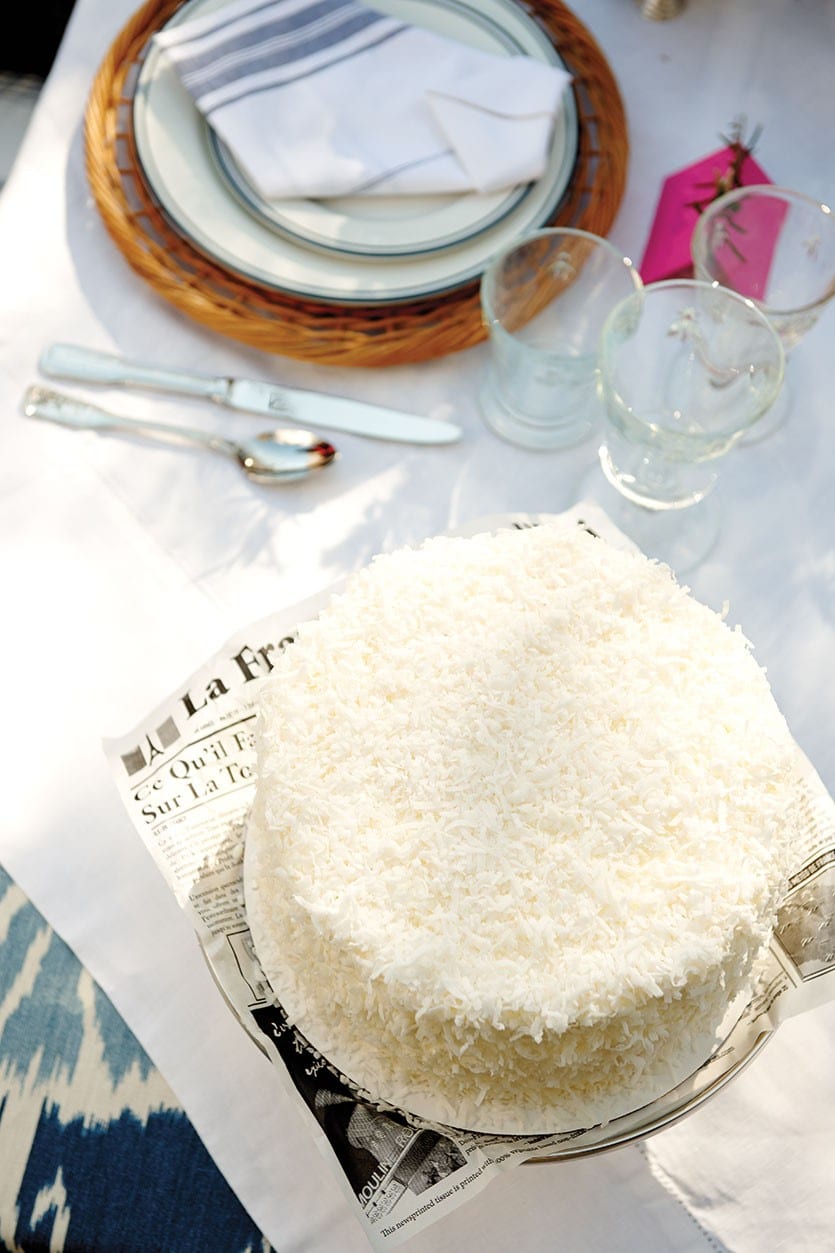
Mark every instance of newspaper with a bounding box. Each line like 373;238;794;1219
104;506;835;1250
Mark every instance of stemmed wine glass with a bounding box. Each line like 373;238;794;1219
580;279;785;573
691;185;835;441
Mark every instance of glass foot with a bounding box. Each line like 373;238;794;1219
577;462;721;575
478;374;597;451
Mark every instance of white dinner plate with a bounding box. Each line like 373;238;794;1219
204;0;567;260
208;136;532;261
132;0;580;304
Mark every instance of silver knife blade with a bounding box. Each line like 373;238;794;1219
39;343;462;445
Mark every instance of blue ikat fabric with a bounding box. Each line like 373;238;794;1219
0;863;273;1252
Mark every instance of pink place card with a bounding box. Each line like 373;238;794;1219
639;146;773;285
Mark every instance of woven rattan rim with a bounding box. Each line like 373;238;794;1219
84;0;629;367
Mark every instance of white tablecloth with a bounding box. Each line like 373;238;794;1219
2;0;834;1249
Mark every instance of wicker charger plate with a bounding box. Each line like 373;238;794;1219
85;0;629;367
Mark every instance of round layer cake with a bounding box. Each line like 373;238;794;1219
244;522;800;1132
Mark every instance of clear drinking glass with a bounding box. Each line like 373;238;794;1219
479;228;643;449
582;279;785;572
691;185;835;439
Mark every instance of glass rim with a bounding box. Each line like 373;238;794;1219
690;185;835;321
597;277;786;435
602;275;787;340
696;182;832;216
480;226;643;326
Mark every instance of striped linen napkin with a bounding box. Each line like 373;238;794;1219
153;0;572;199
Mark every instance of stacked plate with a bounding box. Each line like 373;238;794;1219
132;0;580;306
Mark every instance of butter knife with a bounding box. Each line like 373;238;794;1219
39;343;462;445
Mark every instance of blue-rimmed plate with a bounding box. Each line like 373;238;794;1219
132;0;580;304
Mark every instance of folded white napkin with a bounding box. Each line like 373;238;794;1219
154;0;572;199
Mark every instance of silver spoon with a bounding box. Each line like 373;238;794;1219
22;386;338;483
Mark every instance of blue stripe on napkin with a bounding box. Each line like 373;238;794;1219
172;0;407;110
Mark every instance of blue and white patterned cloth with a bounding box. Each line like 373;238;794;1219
0;863;272;1253
154;0;571;198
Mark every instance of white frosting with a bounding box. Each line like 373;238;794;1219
244;524;800;1132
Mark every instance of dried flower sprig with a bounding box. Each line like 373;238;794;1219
685;115;764;221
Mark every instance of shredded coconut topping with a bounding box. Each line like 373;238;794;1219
244;524;801;1132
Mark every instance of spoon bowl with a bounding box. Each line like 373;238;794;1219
22;386;338;483
237;427;337;481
